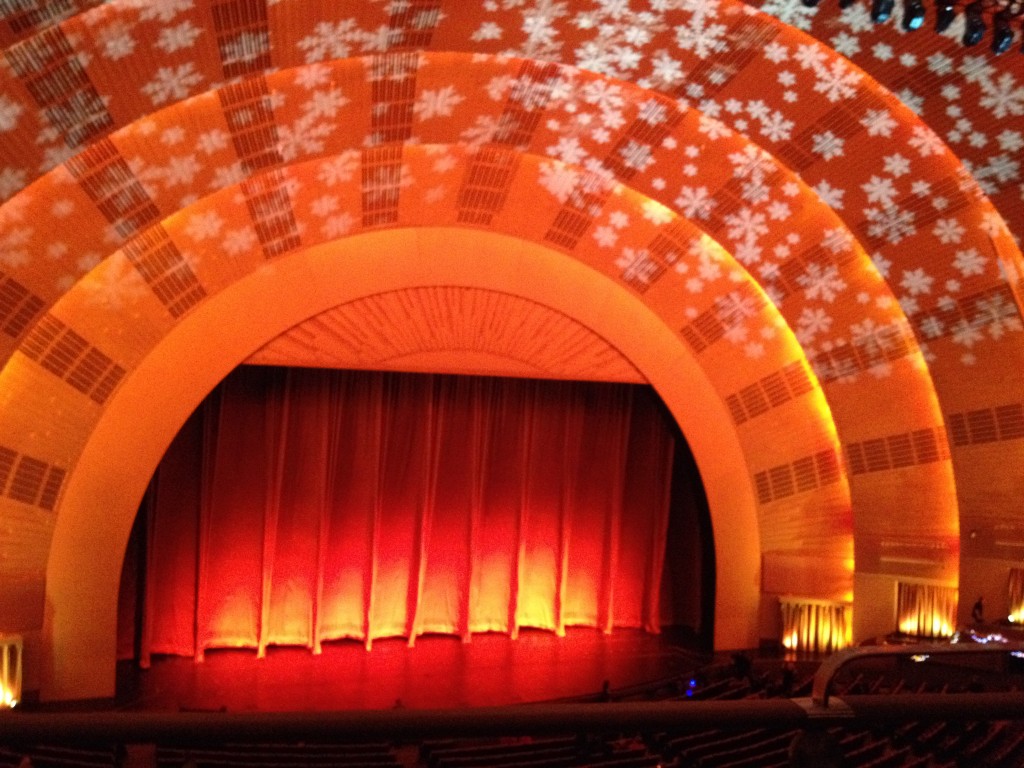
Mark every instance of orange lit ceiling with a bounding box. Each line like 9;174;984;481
0;0;1021;700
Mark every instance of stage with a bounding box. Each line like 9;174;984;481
113;627;706;713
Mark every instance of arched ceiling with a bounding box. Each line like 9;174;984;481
0;0;1020;700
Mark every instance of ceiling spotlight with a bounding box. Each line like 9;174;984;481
934;1;957;32
991;10;1014;53
902;0;926;29
962;1;986;45
871;0;896;22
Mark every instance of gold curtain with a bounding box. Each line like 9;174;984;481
780;598;851;654
0;634;21;708
1008;568;1024;623
896;582;957;638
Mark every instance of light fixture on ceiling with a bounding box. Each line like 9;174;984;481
991;8;1015;51
903;0;927;28
871;0;897;22
848;0;1024;54
962;1;987;45
934;1;957;30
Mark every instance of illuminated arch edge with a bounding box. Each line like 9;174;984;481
42;225;768;701
21;143;850;701
0;49;958;692
0;39;966;692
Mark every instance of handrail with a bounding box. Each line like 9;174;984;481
811;639;1024;706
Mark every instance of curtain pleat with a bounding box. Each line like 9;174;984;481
1008;569;1024;622
780;598;850;653
897;582;958;638
140;367;676;657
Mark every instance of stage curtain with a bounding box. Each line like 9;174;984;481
139;367;675;659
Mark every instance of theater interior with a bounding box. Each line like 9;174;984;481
0;0;1023;766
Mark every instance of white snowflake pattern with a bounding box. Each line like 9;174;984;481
618;140;655;172
297;20;367;62
798;263;847;302
183;210;224;241
812;59;861;102
137;0;193;23
0;95;24;132
811;131;844;160
724;208;768;241
796;306;833;344
141;64;204;105
323;211;357;239
978;72;1024;120
952;248;987;277
537;160;580;203
974;293;1024;339
759;110;794;142
616;247;660;285
675;186;716;219
416;86;466;120
907;125;946;157
932;218;965;244
862;176;898;207
97;22;136;60
674;16;727;59
155;21;203;53
222;227;258;258
900;268;934;296
864;206;916;244
860;108;897;138
810;180;843;209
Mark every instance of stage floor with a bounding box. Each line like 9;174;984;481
115;627;707;713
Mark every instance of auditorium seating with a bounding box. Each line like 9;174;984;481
5;660;1024;768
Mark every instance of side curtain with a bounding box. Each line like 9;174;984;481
896;582;958;638
138;367;676;658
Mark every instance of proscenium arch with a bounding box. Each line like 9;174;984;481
0;46;946;600
5;137;855;702
44;227;760;702
8;0;1015;692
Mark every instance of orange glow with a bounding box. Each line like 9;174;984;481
0;635;21;709
779;599;850;654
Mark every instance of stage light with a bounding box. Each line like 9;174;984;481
902;0;926;29
934;1;957;31
962;2;987;45
991;10;1014;52
871;0;896;22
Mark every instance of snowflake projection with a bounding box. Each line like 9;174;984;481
77;252;152;312
7;3;1023;629
296;20;372;62
0;0;1017;397
273;76;351;163
416;86;466;120
141;64;205;106
798;263;847;303
0;95;24;133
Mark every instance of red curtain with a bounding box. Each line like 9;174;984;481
136;367;675;662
